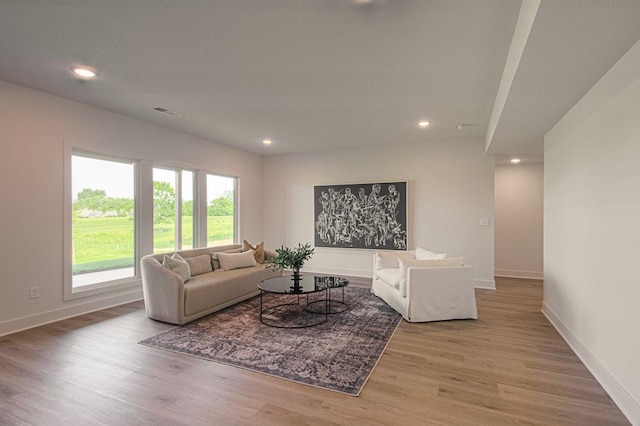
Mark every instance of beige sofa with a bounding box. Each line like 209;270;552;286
141;244;281;325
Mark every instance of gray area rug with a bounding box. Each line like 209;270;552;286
139;286;401;396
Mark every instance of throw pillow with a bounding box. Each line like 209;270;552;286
416;246;447;260
217;249;258;270
211;248;243;270
242;240;265;264
401;257;465;268
374;250;416;270
184;254;213;276
163;253;191;282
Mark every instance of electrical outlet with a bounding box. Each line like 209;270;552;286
480;217;490;227
29;286;40;299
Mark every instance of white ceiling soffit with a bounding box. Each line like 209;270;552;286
486;0;640;157
0;1;520;156
1;2;639;158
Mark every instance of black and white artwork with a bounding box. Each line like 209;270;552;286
314;181;407;250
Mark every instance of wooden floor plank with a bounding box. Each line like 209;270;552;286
0;277;630;425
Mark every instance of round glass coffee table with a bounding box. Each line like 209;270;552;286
258;274;349;328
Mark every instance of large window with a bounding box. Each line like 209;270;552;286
206;174;235;246
153;168;194;253
67;150;237;297
71;154;136;288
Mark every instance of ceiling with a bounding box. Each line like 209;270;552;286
1;1;640;159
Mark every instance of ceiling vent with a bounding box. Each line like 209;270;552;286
152;106;182;117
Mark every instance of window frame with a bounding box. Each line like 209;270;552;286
64;149;141;301
152;165;197;253
205;172;238;248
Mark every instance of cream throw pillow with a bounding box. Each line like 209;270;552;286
217;249;258;270
242;240;265;264
211;248;243;270
163;253;191;282
416;246;447;260
401;257;464;268
374;250;416;270
185;254;213;276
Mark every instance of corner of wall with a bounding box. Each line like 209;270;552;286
474;279;496;290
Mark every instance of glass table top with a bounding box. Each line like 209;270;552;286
258;274;349;294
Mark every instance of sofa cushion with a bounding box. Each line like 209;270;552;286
217;249;258;270
183;266;279;317
185;254;213;276
243;240;265;264
374;250;416;270
163;253;191;282
377;268;401;290
416;246;447;260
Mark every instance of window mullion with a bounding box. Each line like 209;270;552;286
195;171;208;248
175;170;182;250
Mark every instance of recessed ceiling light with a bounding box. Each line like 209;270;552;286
262;139;273;145
510;158;521;164
418;121;430;128
72;67;98;79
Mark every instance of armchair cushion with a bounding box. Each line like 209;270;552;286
377;268;401;290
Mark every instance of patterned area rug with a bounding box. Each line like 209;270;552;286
139;286;401;396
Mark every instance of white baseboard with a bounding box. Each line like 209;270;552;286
474;279;495;289
542;302;639;425
0;289;144;337
495;269;543;280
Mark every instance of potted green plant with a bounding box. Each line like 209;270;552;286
266;243;315;287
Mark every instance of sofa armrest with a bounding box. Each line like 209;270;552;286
140;255;185;324
264;249;277;261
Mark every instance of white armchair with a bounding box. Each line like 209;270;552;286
371;250;477;322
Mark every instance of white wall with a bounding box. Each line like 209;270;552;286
0;80;263;336
494;163;543;279
544;39;640;423
262;140;495;288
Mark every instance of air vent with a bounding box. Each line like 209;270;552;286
152;106;182;117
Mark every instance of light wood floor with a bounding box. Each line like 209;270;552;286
0;277;630;425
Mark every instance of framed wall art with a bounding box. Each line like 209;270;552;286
314;181;407;250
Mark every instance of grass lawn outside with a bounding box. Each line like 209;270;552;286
73;215;234;274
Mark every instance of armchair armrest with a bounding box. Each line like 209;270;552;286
404;265;477;321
